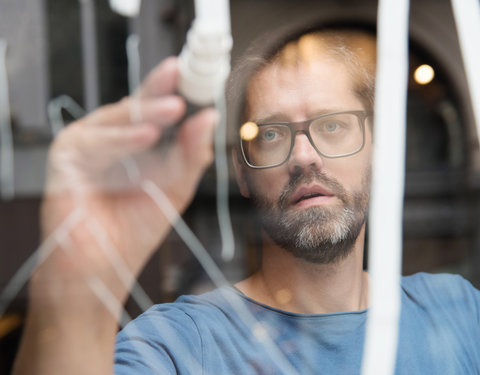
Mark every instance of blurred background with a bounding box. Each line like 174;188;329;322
1;0;479;372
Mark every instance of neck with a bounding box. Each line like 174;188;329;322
236;226;369;314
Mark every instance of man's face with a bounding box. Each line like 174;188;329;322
237;56;373;264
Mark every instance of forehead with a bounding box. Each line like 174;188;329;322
246;58;363;123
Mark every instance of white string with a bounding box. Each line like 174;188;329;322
54;222;133;328
194;0;231;34
0;208;84;318
126;34;142;123
47;95;86;136
142;180;232;287
87;275;132;328
192;0;235;261
361;0;410;374
85;217;154;312
79;0;100;111
109;0;142;18
214;92;235;261
450;0;480;142
120;8;293;369
119;2;294;370
0;39;15;200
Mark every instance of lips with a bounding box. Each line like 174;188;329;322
291;185;334;205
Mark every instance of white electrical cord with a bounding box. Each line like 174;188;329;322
126;34;142;123
450;0;480;141
0;39;14;201
214;92;235;261
79;0;99;111
47;95;86;136
178;0;235;261
178;0;232;106
56;227;133;328
117;6;295;367
361;0;410;374
109;0;141;17
0;208;84;318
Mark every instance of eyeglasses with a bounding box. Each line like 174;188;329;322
239;110;372;169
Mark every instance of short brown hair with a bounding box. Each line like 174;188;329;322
228;25;377;138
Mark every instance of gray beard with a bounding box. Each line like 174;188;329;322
250;168;370;264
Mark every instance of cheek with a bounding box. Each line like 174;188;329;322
246;169;288;197
327;155;372;190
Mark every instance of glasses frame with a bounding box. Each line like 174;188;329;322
240;110;373;169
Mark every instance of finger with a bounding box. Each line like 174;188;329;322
137;57;179;99
177;108;219;172
148;108;217;210
54;121;162;161
84;95;186;128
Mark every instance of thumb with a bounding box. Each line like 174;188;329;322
178;108;219;170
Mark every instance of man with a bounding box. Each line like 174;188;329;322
14;26;480;374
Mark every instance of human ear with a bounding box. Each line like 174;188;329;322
232;149;250;198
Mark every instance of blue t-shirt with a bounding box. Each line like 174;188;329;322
115;273;480;374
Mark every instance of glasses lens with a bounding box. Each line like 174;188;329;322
241;124;291;167
310;113;363;157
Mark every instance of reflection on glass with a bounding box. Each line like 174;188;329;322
414;64;435;85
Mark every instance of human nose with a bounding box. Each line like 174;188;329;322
287;133;324;173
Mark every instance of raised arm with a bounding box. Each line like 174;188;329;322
13;57;218;375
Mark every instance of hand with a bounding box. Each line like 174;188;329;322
13;55;218;375
36;56;218;305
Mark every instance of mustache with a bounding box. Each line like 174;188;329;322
278;169;347;209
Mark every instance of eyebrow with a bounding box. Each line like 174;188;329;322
253;108;345;124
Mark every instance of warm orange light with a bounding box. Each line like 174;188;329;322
239;121;259;141
414;64;435;85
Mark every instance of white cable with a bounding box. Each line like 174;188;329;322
194;0;230;34
0;39;15;200
85;217;154;312
142;180;231;286
79;0;100;112
47;95;86;136
362;0;410;374
109;0;141;18
56;226;133;328
450;0;480;142
178;0;232;106
0;208;84;318
126;34;142;123
185;0;235;261
87;275;132;328
214;93;235;261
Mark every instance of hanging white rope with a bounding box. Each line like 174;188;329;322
361;0;410;374
214;90;235;261
179;0;235;261
450;0;480;141
0;39;14;200
79;0;99;111
109;0;141;17
47;95;86;136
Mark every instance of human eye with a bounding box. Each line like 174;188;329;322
323;121;341;133
313;117;349;136
258;126;286;142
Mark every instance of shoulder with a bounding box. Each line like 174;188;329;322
115;287;239;374
402;272;477;295
116;286;244;348
397;274;480;372
119;287;236;339
401;272;480;317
